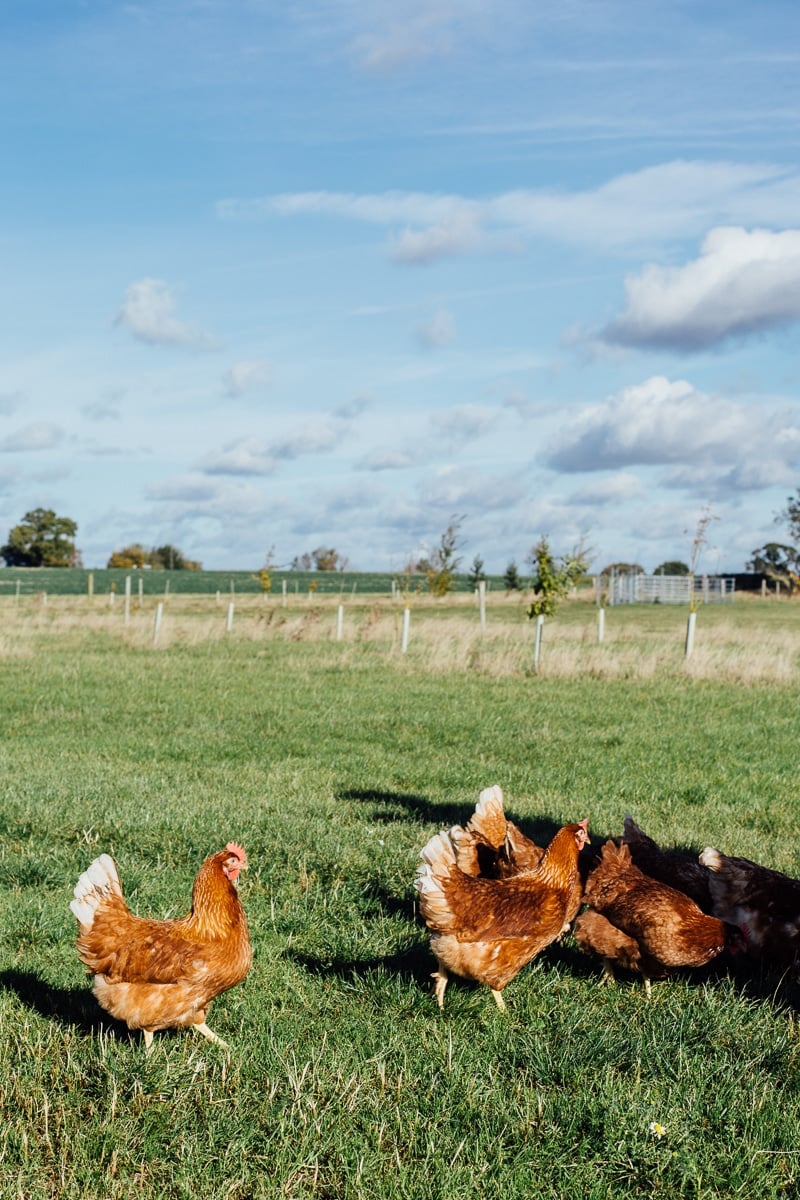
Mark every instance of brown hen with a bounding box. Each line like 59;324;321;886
70;843;251;1050
415;817;589;1009
578;839;733;994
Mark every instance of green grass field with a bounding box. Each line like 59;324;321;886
1;596;799;1198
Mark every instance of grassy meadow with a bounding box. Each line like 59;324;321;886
1;591;799;1198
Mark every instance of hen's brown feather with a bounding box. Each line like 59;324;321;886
622;815;713;911
451;785;582;926
573;910;643;975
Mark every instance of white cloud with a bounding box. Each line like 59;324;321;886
217;162;800;260
82;398;122;421
197;409;360;477
393;213;483;264
350;12;454;74
430;403;500;446
357;449;416;471
146;476;222;502
116;278;216;349
602;227;800;351
199;438;278;476
223;359;272;397
0;422;64;452
568;472;646;505
271;418;348;460
546;375;800;485
420;464;526;510
416;309;457;348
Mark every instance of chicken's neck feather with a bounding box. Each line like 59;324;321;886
186;863;245;939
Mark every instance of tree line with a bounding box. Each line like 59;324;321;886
3;502;800;597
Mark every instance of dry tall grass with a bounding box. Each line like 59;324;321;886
1;592;797;684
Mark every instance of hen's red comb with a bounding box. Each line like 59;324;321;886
226;841;247;863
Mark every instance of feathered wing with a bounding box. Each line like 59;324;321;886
416;819;587;1006
417;826;576;943
71;854;212;984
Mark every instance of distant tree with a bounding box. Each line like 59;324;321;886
779;490;800;546
107;543;149;569
599;561;645;578
466;554;486;588
503;560;522;591
527;536;591;619
290;547;347;571
404;555;432;573
255;546;278;594
312;546;347;572
748;542;798;574
150;544;201;570
747;542;800;592
427;515;464;597
1;508;78;567
654;560;690;576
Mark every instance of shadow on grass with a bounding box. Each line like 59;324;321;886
287;942;435;990
0;969;132;1040
341;787;586;849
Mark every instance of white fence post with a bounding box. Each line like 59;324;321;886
226;602;235;632
336;604;344;641
401;606;411;653
597;607;605;643
684;610;696;658
153;602;163;646
124;576;131;626
478;580;486;631
282;580;287;608
533;614;544;672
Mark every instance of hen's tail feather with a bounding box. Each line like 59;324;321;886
70;853;122;928
699;847;723;871
468;785;508;848
415;830;458;927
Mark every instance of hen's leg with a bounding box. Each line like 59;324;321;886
432;968;448;1008
600;957;617;985
491;988;507;1011
143;1029;154;1052
192;1021;229;1049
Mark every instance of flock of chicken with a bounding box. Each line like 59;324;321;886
415;785;800;1008
68;786;800;1049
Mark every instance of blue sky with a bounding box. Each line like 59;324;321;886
2;1;800;573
